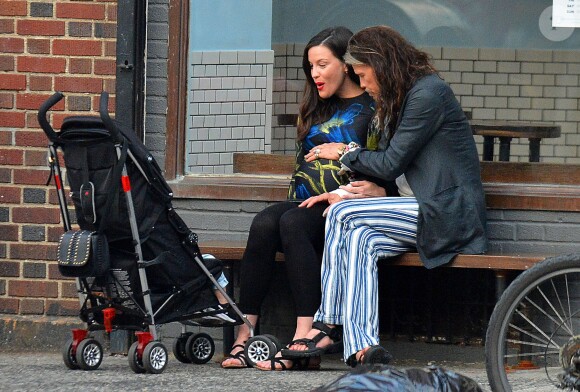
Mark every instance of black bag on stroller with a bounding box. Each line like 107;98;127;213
39;92;249;373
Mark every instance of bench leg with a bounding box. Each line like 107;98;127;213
482;136;494;161
494;270;508;301
498;137;512;161
222;261;235;355
528;138;541;162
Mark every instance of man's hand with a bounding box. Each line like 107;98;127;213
299;192;343;208
339;180;386;198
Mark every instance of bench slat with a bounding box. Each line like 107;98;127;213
199;241;547;271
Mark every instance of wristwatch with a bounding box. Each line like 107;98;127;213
337;142;360;158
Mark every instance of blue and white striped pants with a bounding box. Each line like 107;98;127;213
313;197;419;361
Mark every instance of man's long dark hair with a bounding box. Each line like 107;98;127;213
345;25;437;133
297;26;360;140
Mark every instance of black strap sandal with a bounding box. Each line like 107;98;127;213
280;321;343;359
221;344;251;369
256;357;288;371
345;345;393;368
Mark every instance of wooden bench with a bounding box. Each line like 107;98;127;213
196;152;580;296
190;153;580;351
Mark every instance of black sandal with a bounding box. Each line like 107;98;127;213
256;357;289;371
220;344;251;369
280;321;343;359
345;345;393;368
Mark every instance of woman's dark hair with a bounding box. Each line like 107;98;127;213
297;26;359;140
345;25;437;133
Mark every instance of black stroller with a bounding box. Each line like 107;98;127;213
38;92;280;373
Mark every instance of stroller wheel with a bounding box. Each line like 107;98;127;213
128;341;146;374
142;341;168;374
62;339;80;370
261;334;283;351
186;333;215;364
172;332;193;363
75;338;103;371
244;335;277;367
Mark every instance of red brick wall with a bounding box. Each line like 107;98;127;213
0;0;117;317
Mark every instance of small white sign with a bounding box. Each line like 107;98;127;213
553;0;580;27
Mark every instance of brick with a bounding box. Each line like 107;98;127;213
48;263;73;280
9;280;58;298
53;40;101;56
0;279;5;294
0;261;19;277
0;37;24;53
25;112;39;129
107;5;117;21
68;21;92;37
22;225;45;242
103;79;116;95
29;75;52;91
104;41;116;57
0;206;8;221
69;58;92;74
15;131;52;148
46;299;78;316
61;282;77;298
91;94;115;112
0;243;5;258
0;130;11;145
0;186;20;203
30;2;54;18
47;226;65;243
0;167;12;184
0;148;23;165
0;93;12;108
0;74;26;90
56;3;105;20
0;56;14;71
27;38;50;54
17;93;66;111
12;207;61;224
24;150;47;166
0;19;14;33
0;1;27;16
55;77;102;93
0;298;19;314
95;23;116;39
94;59;115;75
23;261;46;278
17;20;65;36
10;243;56;261
20;299;44;314
67;95;91;111
0;224;18;240
1;110;25;127
18;56;66;74
23;188;46;204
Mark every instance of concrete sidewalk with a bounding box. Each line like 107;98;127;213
0;316;561;391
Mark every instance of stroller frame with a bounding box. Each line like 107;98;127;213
38;92;273;373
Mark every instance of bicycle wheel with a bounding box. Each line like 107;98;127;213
485;253;580;391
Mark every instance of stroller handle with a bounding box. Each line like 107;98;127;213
38;91;64;142
99;91;123;143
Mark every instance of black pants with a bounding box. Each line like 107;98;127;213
238;200;328;317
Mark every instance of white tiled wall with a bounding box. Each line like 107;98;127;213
186;50;274;174
270;45;580;163
187;46;580;174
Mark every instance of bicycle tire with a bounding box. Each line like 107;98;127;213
485;253;580;391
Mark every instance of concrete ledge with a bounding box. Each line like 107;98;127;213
0;315;84;352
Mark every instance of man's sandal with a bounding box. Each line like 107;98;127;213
280;321;343;359
345;345;393;368
220;344;251;369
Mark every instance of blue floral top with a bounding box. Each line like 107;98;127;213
288;93;375;200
